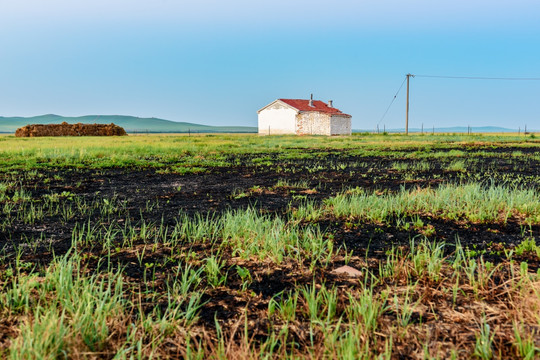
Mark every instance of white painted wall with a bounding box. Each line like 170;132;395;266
258;102;298;135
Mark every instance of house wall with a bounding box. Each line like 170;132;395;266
296;112;331;135
330;115;352;135
258;104;297;135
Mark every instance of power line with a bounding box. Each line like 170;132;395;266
379;73;540;135
414;74;540;81
378;76;407;126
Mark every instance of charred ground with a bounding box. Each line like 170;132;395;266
5;144;539;256
1;135;540;358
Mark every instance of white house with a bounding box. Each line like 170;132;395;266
257;98;352;136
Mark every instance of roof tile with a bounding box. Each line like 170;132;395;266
279;99;349;116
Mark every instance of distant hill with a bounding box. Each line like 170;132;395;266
0;114;257;133
354;126;531;133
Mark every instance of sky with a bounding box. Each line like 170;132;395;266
1;0;540;130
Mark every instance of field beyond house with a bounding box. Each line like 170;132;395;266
1;133;539;359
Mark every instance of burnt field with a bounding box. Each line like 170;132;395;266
1;134;540;359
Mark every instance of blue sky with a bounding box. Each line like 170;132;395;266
1;0;539;129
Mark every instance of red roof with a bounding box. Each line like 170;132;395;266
279;99;350;116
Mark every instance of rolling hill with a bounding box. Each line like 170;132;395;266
0;114;257;133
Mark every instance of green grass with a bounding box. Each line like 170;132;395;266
325;183;540;224
0;132;538;170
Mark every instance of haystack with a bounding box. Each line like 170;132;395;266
15;122;127;137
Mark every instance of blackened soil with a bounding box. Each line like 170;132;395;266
1;144;540;359
2;148;540;265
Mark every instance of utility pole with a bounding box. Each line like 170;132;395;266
405;74;414;135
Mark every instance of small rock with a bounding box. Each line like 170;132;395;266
331;265;362;277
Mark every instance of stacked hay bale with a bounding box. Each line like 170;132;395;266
15;122;127;137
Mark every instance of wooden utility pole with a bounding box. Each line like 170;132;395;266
405;74;414;135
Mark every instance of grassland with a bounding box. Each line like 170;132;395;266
0;133;539;359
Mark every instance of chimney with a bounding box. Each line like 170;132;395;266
328;100;333;108
309;93;313;107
